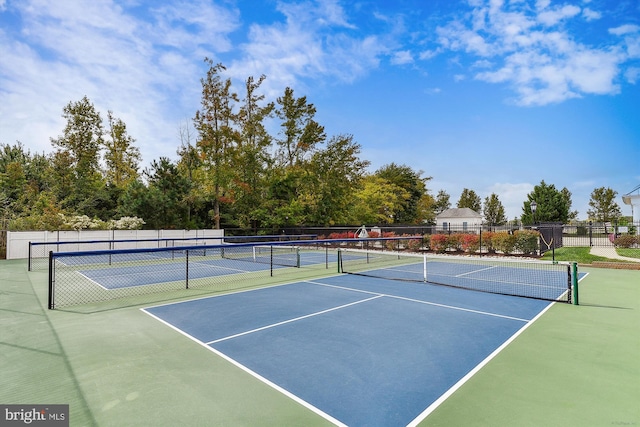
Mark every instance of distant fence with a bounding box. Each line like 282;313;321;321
6;229;224;260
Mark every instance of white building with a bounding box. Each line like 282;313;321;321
435;208;483;232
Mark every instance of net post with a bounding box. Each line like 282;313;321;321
571;262;579;305
337;249;342;273
48;251;54;310
28;242;32;271
270;246;273;277
423;254;427;282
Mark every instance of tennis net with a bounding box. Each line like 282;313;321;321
338;248;576;303
221;244;300;267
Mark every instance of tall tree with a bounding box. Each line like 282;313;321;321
304;134;369;225
232;74;275;229
522;180;573;224
457;188;482;213
105;111;140;188
483;193;507;226
375;163;431;224
275;87;325;168
433;190;451;215
350;176;410;225
193;59;239;229
587;187;621;222
50;96;105;214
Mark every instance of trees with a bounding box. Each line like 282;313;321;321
483;193;507;226
105;111;140;189
275;87;326;168
374;163;431;224
193;59;239;229
433;190;451;215
522;180;574;224
50;96;105;214
457;188;482;213
587;187;621;222
350;176;410;224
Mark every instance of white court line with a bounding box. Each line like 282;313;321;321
141;306;349;427
305;280;530;322
406;299;557;427
454;265;496;277
205;295;384;345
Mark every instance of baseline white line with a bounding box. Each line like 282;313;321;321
304;280;530;322
406;300;557;427
141;308;348;427
206;295;384;345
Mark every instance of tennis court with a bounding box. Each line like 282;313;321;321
143;274;556;426
3;241;638;426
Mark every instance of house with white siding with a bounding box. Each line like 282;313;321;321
435;208;483;232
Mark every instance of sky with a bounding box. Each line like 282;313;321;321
1;0;639;221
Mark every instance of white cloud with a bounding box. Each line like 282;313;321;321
0;0;239;163
537;5;581;27
582;8;601;21
609;24;640;36
226;1;390;95
435;0;631;106
625;67;640;84
391;50;413;65
487;182;534;219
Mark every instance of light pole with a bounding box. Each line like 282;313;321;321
531;201;537;225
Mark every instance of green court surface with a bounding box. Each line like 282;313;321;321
1;259;638;426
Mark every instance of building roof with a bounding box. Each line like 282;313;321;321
436;207;482;219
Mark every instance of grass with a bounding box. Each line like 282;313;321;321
540;246;614;263
618;248;640;259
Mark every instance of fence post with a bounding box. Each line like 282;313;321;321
589;221;593;246
48;251;54;309
185;250;189;289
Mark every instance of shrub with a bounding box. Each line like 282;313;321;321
614;235;638;248
460;233;480;253
492;232;517;254
430;234;449;253
482;231;495;253
447;234;463;251
514;230;539;255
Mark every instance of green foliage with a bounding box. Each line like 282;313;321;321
483;193;507;226
374;163;431;224
587;187;622;222
457;188;481;213
522;180;574;225
492;232;517;254
433;190;451;215
514;230;539;255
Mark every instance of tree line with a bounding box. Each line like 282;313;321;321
0;60;627;232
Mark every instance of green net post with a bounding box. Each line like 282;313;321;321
572;262;579;305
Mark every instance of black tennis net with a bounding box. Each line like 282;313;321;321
338;248;577;303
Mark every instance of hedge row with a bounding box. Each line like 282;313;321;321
613;235;640;248
427;230;540;255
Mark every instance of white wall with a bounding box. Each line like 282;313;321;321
6;229;224;260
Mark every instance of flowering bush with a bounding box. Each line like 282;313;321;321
460;233;480;253
108;217;146;230
430;234;449;253
514;230;539;255
492;232;517;254
482;231;495;253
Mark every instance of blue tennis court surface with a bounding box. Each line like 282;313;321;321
144;274;557;426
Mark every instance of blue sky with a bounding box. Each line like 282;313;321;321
1;0;639;221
